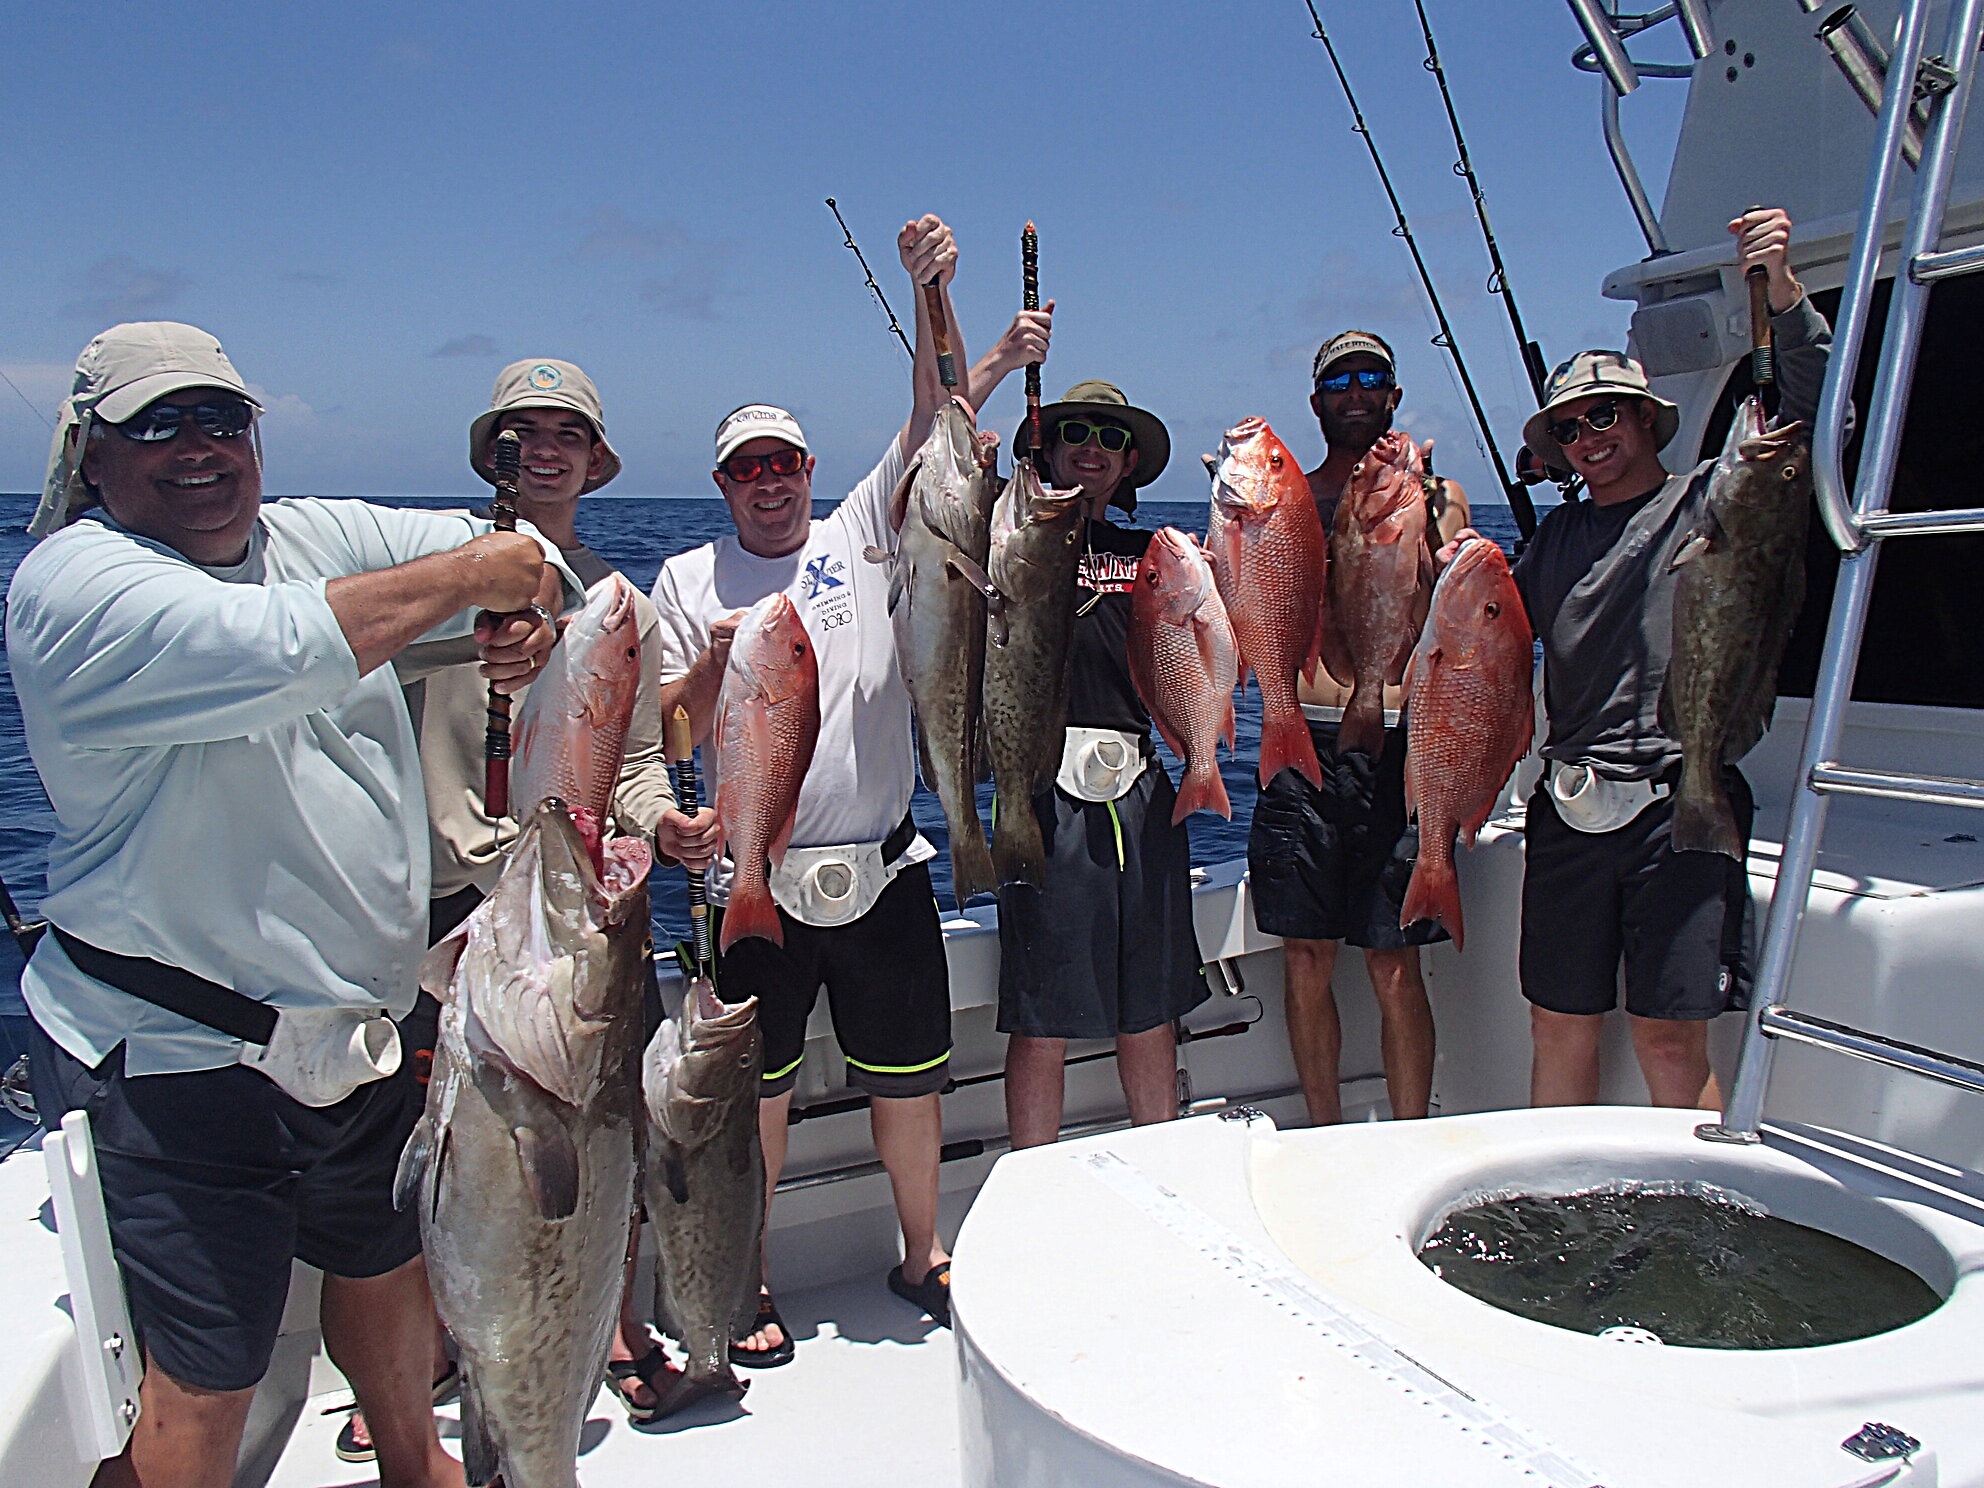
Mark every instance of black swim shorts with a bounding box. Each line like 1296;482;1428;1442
1246;719;1450;950
714;859;952;1100
28;1023;425;1394
997;766;1211;1040
1519;768;1755;1021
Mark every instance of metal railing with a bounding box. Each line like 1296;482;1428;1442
1698;0;1984;1145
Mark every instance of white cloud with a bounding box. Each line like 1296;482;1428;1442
61;256;190;321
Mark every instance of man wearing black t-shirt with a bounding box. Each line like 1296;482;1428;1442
1443;207;1831;1110
997;381;1210;1147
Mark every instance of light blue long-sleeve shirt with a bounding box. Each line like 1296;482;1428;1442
6;497;577;1076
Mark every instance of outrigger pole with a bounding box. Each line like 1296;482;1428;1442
1302;0;1538;541
825;198;916;363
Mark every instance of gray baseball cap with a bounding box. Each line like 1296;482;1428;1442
470;359;622;492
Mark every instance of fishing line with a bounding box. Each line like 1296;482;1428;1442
1301;0;1536;539
0;369;52;430
825;198;915;363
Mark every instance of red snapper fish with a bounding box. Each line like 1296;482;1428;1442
713;593;820;951
1321;430;1435;759
1129;527;1238;823
1205;417;1327;789
1400;537;1534;948
512;571;644;857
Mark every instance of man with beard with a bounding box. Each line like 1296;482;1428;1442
1246;331;1470;1126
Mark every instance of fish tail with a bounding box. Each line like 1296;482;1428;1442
1337;686;1385;759
1259;702;1323;789
949;814;1000;906
1399;844;1463;950
1173;759;1232;823
719;874;785;951
1669;758;1744;859
991;799;1049;889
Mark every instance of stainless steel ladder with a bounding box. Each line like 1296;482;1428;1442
1698;0;1984;1145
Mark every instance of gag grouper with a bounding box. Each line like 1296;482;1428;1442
867;397;1000;904
1662;396;1813;858
982;456;1085;887
641;976;765;1413
399;800;653;1488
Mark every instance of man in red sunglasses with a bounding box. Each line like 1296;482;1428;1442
1442;206;1833;1114
649;215;1049;1376
1246;329;1471;1130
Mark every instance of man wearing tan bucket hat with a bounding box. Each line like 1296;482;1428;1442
12;320;578;1488
1443;206;1836;1114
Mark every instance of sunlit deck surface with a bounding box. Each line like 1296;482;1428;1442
267;1273;962;1488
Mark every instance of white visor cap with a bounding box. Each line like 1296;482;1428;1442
714;404;808;466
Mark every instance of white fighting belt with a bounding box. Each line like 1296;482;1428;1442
237;1008;402;1107
1549;762;1670;835
1056;727;1148;803
770;841;901;928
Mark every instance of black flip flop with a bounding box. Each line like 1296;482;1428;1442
887;1260;952;1327
331;1362;463;1463
731;1289;796;1369
604;1347;684;1426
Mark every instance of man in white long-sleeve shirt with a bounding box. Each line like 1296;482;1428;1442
8;321;574;1488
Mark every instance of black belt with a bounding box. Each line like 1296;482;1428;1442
880;812;918;864
49;925;278;1046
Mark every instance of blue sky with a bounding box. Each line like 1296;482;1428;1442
0;2;1692;503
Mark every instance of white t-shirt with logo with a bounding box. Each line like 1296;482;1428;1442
650;440;934;902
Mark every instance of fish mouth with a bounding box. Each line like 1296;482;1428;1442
1222;416;1267;443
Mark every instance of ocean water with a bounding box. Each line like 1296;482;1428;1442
0;494;1522;960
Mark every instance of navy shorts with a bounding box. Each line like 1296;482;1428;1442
1246;720;1450;950
1520;769;1755;1021
715;860;952;1099
997;767;1210;1040
29;1022;425;1393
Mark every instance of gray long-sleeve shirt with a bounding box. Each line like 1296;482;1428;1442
1512;295;1833;779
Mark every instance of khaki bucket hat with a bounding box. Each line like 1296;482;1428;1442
470;359;621;492
1012;379;1170;509
1522;349;1680;475
31;322;262;538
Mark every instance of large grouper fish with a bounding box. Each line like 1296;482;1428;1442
401;801;653;1488
1662;397;1813;857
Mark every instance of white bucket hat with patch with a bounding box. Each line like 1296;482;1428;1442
469;359;622;492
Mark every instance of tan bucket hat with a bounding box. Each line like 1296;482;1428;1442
1012;379;1170;509
470;359;621;492
1522;349;1680;475
31;322;262;538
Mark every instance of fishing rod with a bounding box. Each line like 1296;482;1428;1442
1302;0;1537;541
665;706;714;989
0;875;45;960
1022;222;1043;451
825;198;915;363
1410;0;1549;406
482;429;522;821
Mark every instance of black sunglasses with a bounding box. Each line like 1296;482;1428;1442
1547;399;1626;446
115;398;256;443
1316;368;1397;394
720;447;807;483
1056;419;1132;453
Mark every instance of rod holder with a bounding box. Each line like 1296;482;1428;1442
1568;0;1641;95
1673;0;1715;59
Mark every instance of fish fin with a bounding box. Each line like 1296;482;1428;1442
1148;711;1188;765
887;558;907;615
862;544;893;565
1669;758;1745;859
943;547;999;601
1259;703;1323;790
769;802;797;867
392;1114;437;1214
660;1143;690;1207
1173;763;1232;824
417;929;468;1000
986;595;1009;648
718;877;784;951
991;797;1048;889
889;457;921;535
514;1119;580;1221
1399;848;1463;951
1220;691;1237;754
459;1373;499;1488
949;814;999;906
1669;531;1714;570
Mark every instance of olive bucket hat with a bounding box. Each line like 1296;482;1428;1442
1521;349;1680;476
1013;379;1171;510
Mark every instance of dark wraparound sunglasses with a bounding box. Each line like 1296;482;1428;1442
1316;368;1396;394
114;399;256;443
1056;419;1132;453
1548;398;1625;446
720;447;807;483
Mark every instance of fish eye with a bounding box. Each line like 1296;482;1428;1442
1269;451;1283;468
1782;465;1798;479
1485;602;1500;616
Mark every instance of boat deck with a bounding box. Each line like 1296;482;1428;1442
267;1272;963;1488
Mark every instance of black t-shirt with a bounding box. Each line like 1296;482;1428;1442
1066;518;1153;742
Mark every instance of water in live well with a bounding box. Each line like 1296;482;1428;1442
0;494;1526;965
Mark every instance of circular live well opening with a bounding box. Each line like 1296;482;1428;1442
1408;1152;1951;1350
